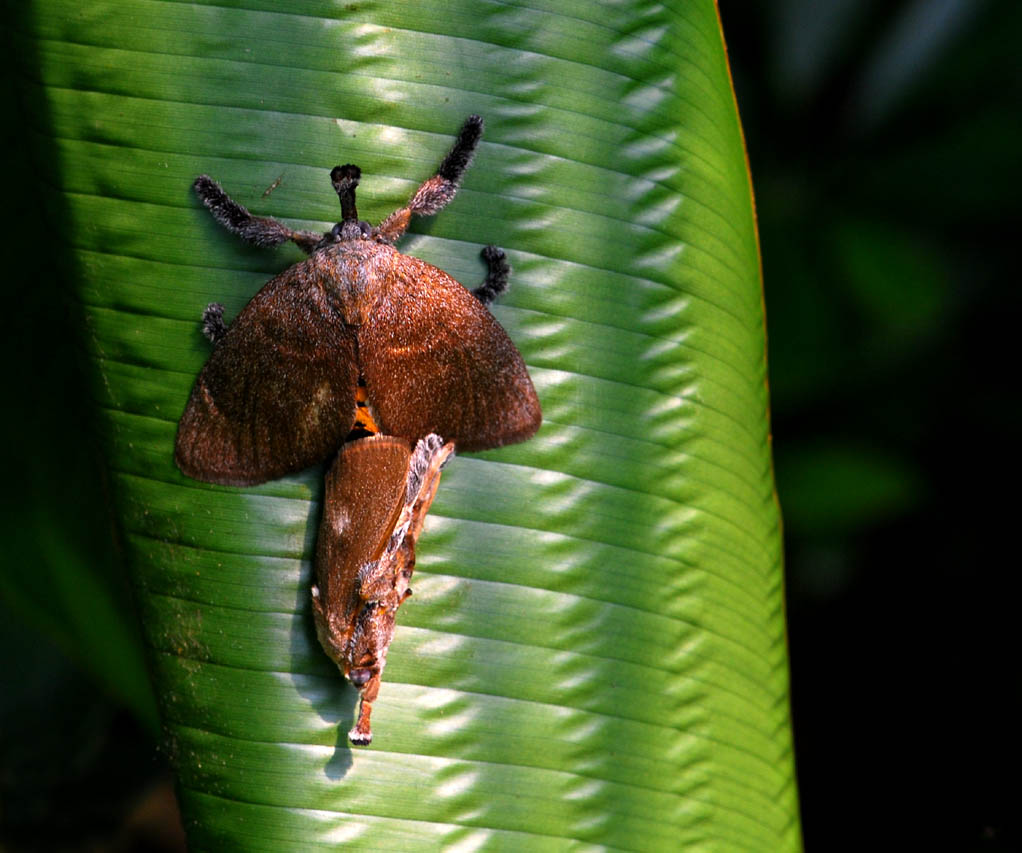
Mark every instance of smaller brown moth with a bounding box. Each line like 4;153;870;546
312;433;454;745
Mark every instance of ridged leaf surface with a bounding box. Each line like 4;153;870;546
14;0;799;848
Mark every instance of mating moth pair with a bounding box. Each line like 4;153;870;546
174;116;540;744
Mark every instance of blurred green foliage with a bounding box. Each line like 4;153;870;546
0;6;167;847
728;0;1019;551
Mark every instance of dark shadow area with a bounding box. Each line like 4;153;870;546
721;1;1020;849
0;623;186;853
0;7;182;850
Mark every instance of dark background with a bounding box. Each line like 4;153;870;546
3;1;1019;849
723;0;1020;848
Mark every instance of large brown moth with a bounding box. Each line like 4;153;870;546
176;116;540;744
175;115;540;486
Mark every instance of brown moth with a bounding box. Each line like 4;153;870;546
175;115;541;486
312;433;454;745
176;116;540;745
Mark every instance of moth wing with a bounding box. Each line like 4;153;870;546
358;255;541;451
315;435;413;620
175;261;360;485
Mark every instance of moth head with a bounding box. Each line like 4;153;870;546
345;600;397;694
328;164;373;242
348;666;374;688
328;219;373;243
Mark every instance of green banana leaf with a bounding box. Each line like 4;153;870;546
12;0;799;848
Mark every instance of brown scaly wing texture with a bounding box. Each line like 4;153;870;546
358;254;541;452
314;435;412;633
175;259;359;485
314;434;454;745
